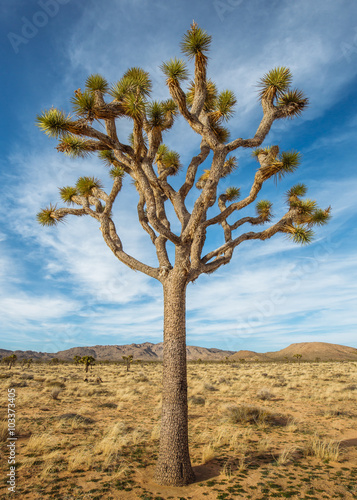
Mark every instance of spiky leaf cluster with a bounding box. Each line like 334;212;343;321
85;74;109;93
180;23;212;60
252;146;274;158
258;67;292;101
147;101;166;128
37;205;64;226
274;150;301;181
36;108;72;138
225;187;240;202
98;150;117;166
110;67;152;99
282;183;331;244
59;186;78;205
109;166;125;179
161;58;189;83
56;135;92;158
222;156;238;177
155;144;181;175
286;183;308;204
76;176;103;196
109;67;152;121
258;67;308;117
70;91;95;118
286;225;314;245
210;121;230;143
256;200;273;221
210;90;237;123
277;89;309;118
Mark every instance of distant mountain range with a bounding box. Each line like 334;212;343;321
1;342;357;362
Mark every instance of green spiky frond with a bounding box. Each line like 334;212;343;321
56;135;92;158
161;99;178;115
122;93;146;120
258;67;293;101
292;198;317;213
210;90;237;123
110;78;134;101
109;68;151;103
180;22;211;60
274;150;301;181
256;200;273;221
210;121;230;143
186;79;218;111
76;176;103;196
285;183;308;204
286;225;314;245
309;207;331;226
36;108;72;138
59;186;78;205
85;74;109;93
225;187;240;202
109;166;125;179
155;144;169;161
98;150;116;166
37;204;64;226
252;146;273;159
155;144;181;175
70;91;95;118
161;58;189;83
277;89;309;117
147;101;165;128
222;156;238;177
293;199;331;228
123;67;152;97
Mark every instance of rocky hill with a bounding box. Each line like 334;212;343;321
229;342;357;362
265;342;357;361
1;342;356;363
0;342;235;362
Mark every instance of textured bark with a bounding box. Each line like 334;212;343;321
154;272;195;486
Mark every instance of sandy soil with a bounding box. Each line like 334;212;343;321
0;360;356;499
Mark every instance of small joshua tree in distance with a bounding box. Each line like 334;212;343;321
36;23;331;485
80;355;96;373
122;354;133;371
293;353;303;364
3;354;17;370
73;355;82;365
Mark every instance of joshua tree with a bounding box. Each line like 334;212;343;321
122;354;133;371
80;355;96;373
36;23;330;485
73;355;82;365
293;353;303;364
3;354;17;370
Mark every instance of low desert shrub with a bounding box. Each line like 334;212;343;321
189;395;205;406
256;388;274;400
224;404;287;427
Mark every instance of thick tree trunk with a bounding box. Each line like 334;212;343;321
154;273;195;486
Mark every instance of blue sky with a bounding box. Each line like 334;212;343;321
1;0;356;354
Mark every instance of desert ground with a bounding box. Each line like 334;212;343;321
0;360;356;499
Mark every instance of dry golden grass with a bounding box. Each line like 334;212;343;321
0;360;356;499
